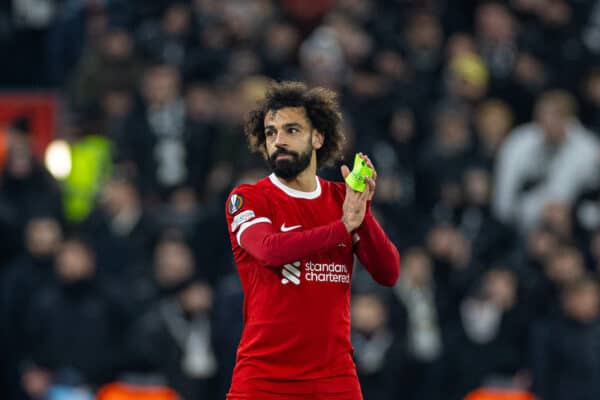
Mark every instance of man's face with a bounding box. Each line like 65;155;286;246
536;100;567;143
55;241;95;283
142;66;180;106
563;283;600;323
264;107;322;179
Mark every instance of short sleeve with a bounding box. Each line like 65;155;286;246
225;184;273;246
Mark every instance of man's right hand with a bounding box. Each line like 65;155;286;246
340;164;374;232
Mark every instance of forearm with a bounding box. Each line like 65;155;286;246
240;220;351;267
355;212;400;286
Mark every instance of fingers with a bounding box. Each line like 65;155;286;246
365;181;374;199
340;164;350;179
365;176;376;192
365;176;376;201
359;152;377;180
358;152;376;200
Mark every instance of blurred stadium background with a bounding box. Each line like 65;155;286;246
2;0;600;399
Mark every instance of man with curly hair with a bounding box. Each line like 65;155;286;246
224;81;400;400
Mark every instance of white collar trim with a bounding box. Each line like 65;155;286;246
269;173;322;199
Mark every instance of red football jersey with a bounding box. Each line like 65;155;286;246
225;173;399;395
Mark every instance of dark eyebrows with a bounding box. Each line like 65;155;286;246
283;122;303;130
264;122;304;131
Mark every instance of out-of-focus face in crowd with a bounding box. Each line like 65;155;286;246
100;176;139;217
351;293;388;335
162;3;191;37
481;268;517;310
5;132;34;179
476;2;516;43
388;108;415;144
153;238;195;289
475;99;514;154
562;279;600;323
544;246;585;287
405;11;443;55
327;13;372;67
540;202;572;239
463;167;491;207
142;64;181;107
54;239;96;283
299;26;346;87
185;85;218;121
177;281;213;315
534;90;576;145
101;29;133;62
434;104;470;153
526;226;558;265
101;87;132;119
446;33;477;60
25;217;62;259
426;225;471;269
262;22;299;65
401;248;433;288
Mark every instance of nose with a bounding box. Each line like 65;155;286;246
273;131;287;148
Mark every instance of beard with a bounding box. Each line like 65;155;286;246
268;145;312;180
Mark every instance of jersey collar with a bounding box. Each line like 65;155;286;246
269;173;322;199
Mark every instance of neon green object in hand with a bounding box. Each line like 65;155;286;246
345;153;374;192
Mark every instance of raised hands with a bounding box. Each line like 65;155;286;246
340;153;377;232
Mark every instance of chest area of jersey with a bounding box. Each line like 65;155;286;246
267;193;353;288
268;193;342;232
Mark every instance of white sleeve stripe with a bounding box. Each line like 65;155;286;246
236;217;272;246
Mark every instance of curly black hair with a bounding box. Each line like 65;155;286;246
244;81;345;168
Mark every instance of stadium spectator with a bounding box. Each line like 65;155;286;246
19;238;127;396
126;278;218;400
494;90;600;231
530;277;600;400
351;292;402;400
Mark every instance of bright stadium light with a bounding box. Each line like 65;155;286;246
45;139;72;179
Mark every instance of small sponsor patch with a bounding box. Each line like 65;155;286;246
231;210;255;232
228;194;245;215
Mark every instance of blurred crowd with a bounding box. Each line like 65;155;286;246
3;0;600;399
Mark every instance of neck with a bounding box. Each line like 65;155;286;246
277;153;318;192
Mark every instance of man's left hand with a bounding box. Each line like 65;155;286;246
359;152;377;201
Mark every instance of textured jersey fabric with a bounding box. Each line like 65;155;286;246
225;173;399;396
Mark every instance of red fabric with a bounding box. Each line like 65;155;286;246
0;93;57;158
240;219;350;267
227;383;363;400
225;175;400;395
354;210;401;286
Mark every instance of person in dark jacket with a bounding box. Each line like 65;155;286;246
445;267;530;399
19;238;127;398
351;291;404;400
0;216;63;400
126;246;219;400
531;276;600;400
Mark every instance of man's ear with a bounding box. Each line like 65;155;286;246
312;130;324;150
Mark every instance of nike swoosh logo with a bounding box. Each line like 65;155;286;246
280;223;302;232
